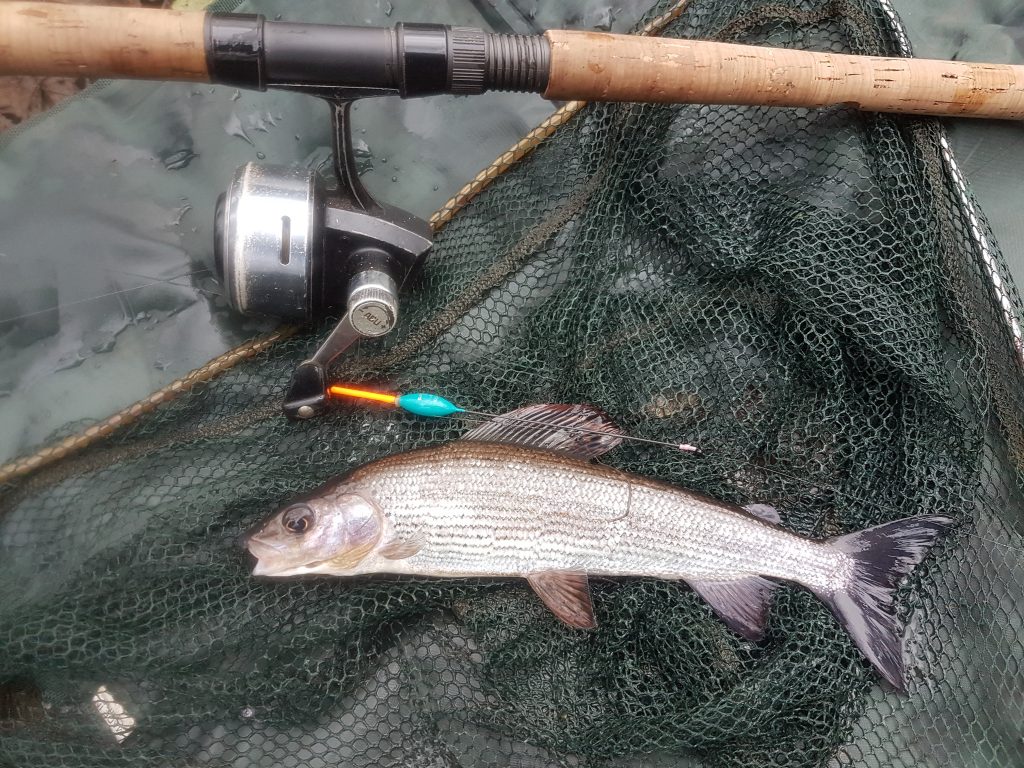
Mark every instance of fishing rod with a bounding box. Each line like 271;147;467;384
4;3;1024;117
4;2;1024;421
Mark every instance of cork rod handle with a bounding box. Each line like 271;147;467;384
544;29;1024;120
0;2;208;81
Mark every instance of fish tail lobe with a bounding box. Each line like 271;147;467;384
811;514;954;691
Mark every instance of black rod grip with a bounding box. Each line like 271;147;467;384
264;22;398;91
206;13;550;97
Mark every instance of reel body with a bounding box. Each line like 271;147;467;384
214;100;432;419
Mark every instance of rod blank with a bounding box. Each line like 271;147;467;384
543;29;1024;119
0;2;208;81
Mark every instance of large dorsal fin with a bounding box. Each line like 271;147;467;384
460;404;624;460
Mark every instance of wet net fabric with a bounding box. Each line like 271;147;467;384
3;0;1024;766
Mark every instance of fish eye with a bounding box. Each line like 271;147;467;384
281;505;314;534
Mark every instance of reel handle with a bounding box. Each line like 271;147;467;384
0;2;548;99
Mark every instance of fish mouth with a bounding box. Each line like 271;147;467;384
250;557;293;578
244;536;295;577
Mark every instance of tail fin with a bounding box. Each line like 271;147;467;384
811;515;954;691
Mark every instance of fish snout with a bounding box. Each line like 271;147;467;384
235;529;253;551
236;516;271;552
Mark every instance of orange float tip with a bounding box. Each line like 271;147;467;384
327;385;398;406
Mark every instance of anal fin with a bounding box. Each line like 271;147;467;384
526;572;596;629
689;576;777;641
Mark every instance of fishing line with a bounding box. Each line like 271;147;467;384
0;269;218;327
327;386;702;452
328;385;1024;557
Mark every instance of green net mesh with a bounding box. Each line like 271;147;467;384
3;0;1024;765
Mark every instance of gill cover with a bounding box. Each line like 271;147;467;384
307;490;423;570
322;492;386;570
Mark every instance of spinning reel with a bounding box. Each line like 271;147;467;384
208;19;548;419
214;100;431;421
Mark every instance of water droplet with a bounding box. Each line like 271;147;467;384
240;707;256;719
91;336;116;354
391;176;398;182
432;185;439;191
247;112;273;133
353;139;374;175
295;134;301;141
274;14;282;20
171;204;192;226
224;113;254;146
55;354;85;372
256;152;266;160
380;157;388;164
161;148;198;171
231;90;241;102
384;1;393;16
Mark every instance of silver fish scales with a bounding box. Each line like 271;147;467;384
245;403;953;691
350;442;847;589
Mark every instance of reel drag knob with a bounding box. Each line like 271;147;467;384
346;269;399;337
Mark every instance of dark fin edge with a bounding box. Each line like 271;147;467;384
811;514;954;692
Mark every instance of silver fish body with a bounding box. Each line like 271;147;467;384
343;442;849;591
245;403;952;690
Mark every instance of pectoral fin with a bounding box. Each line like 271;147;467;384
689;576;777;641
378;536;423;560
526;572;597;628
